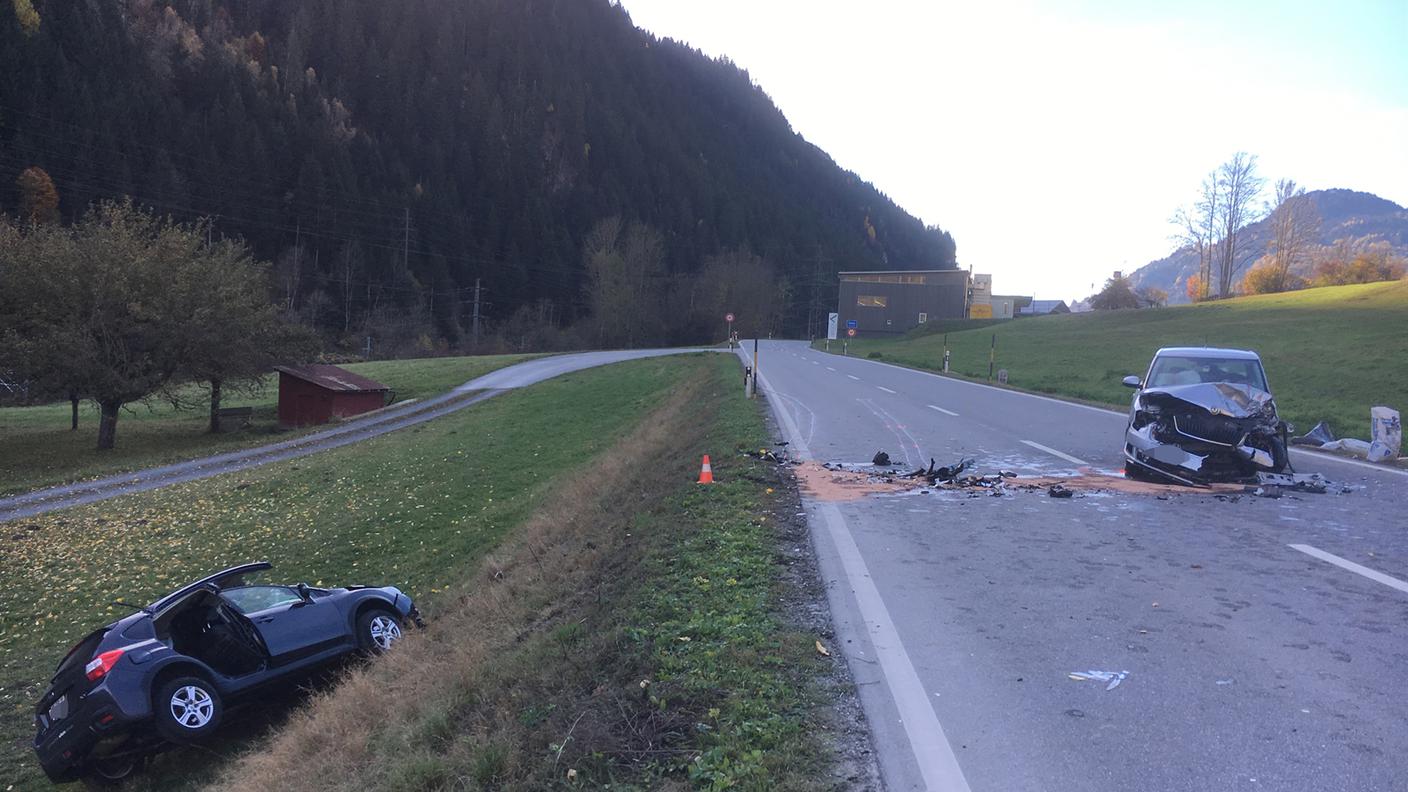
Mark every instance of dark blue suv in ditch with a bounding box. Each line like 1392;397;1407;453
33;562;420;786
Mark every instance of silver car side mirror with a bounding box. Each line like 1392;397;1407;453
1122;375;1142;389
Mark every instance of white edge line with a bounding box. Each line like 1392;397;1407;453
877;386;897;394
742;348;971;791
1288;447;1408;477
810;344;1408;480
1289;544;1408;595
1020;439;1090;466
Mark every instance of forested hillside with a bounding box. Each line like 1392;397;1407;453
0;0;957;350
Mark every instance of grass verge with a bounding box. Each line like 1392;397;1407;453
207;354;835;791
819;281;1408;434
0;353;540;497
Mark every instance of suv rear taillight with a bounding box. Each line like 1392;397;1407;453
84;649;124;681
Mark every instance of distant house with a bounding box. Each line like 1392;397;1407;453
992;295;1032;319
274;364;391;427
1068;300;1093;314
1020;299;1071;316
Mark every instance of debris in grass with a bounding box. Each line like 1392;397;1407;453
1069;669;1129;690
815;640;831;657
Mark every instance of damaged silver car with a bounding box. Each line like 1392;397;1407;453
1122;347;1292;485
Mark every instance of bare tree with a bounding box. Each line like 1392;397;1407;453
1213;152;1266;297
1262;178;1320;292
1172;170;1219;301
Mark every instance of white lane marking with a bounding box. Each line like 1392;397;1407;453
812;360;820;365
826;366;837;371
815;504;971;791
928;405;959;417
847;375;861;381
1289;447;1408;477
877;386;897;394
1020;439;1090;466
746;349;971;792
833;352;1122;416
1290;544;1408;595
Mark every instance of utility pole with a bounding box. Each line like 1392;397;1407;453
471;278;482;347
402;208;410;274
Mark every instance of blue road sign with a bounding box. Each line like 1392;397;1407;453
846;319;858;329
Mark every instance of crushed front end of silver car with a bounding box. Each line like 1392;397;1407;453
1125;382;1292;485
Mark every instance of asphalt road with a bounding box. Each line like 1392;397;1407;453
0;348;713;522
743;340;1408;792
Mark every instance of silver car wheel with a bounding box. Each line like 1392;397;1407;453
369;614;402;651
170;685;215;729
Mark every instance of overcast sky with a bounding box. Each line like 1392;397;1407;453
619;0;1408;303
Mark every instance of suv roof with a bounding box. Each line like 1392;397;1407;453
1154;346;1261;361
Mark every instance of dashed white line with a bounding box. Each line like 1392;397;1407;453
847;375;861;381
877;386;897;394
1020;439;1090;466
928;405;959;416
812;360;820;365
1290;544;1408;595
826;366;837;372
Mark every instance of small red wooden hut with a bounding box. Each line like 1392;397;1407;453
274;364;391;427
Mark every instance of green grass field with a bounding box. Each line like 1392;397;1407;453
0;354;540;497
821;281;1408;436
0;354;699;789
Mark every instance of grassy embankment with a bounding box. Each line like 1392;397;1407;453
1;354;832;790
821;281;1408;436
0;353;540;496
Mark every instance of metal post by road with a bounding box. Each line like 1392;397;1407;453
988;333;996;381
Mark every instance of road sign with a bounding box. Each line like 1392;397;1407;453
725;313;735;323
847;328;856;337
846;319;858;329
826;312;839;340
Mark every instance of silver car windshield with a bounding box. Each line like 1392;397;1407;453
1146;356;1268;391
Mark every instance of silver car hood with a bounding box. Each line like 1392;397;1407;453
1140;382;1273;418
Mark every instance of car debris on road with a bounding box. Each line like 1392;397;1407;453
1069;669;1129;691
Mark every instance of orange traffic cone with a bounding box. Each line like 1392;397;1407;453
697;455;714;484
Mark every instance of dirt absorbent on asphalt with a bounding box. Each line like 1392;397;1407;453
791;461;1251;502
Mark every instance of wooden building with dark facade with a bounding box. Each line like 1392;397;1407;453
836;269;970;337
274;364;391;427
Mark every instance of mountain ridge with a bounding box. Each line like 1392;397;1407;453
1129;188;1408;302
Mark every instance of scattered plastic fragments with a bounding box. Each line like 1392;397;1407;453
1048;484;1074;498
1069;670;1129;690
1291;421;1337;447
741;446;791;464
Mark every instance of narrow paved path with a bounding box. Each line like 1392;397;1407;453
0;349;714;522
746;340;1408;792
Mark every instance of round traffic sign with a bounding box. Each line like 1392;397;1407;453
846;328;856;337
725;313;735;323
